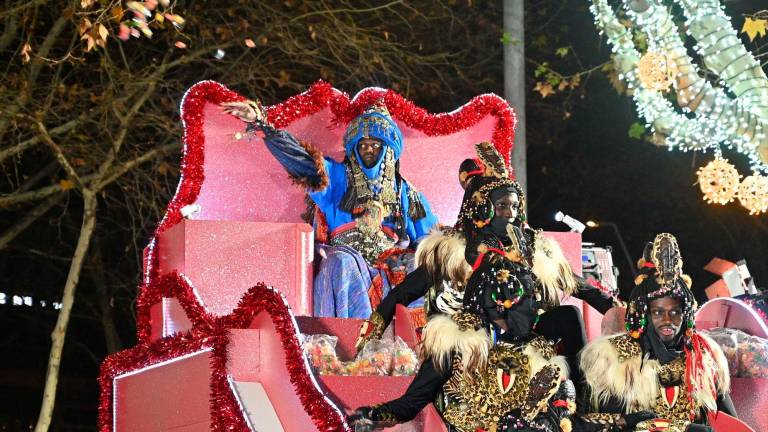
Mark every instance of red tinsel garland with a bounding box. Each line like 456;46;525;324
98;329;215;431
102;273;349;431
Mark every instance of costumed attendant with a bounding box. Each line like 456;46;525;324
222;99;438;318
349;176;618;431
574;233;735;432
354;144;498;351
356;142;621;383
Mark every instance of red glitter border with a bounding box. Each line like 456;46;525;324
100;274;350;431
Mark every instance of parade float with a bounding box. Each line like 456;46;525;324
97;81;528;431
97;80;760;431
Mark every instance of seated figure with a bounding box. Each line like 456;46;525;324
223;99;438;318
574;233;736;432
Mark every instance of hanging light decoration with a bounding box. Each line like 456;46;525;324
636;51;672;92
696;158;741;204
738;174;768;215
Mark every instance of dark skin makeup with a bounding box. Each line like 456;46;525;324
357;138;383;168
649;296;683;346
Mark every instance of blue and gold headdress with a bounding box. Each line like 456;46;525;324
343;100;404;160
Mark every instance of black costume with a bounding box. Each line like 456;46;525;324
350;175;589;431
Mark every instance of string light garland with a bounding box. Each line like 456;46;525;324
738;174;768;215
590;0;768;171
696;157;742;204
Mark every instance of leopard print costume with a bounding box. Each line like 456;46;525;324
441;337;562;432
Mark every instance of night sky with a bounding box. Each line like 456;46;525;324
524;0;768;302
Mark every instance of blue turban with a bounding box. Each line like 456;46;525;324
342;104;404;179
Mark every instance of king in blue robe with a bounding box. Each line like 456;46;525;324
229;99;438;317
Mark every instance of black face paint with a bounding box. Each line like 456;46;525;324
489;216;512;238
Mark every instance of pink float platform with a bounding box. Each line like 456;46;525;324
157;220;314;317
100;81;517;431
695;297;768;432
544;231;606;342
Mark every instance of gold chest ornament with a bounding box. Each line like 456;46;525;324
441;338;561;432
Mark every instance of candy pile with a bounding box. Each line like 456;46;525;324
703;327;768;378
302;334;419;376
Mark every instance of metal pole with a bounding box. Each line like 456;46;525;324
604;222;636;277
503;0;527;197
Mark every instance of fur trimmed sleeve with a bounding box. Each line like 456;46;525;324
262;127;329;191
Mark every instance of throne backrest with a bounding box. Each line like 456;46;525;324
178;81;516;227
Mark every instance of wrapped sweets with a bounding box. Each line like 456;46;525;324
703;327;768;377
347;339;394;376
738;333;768;378
391;336;419;376
302;334;346;375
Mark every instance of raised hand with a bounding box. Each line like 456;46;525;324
221;99;266;123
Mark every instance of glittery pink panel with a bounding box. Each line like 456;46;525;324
226;329;260;382
238;312;320;431
317;375;412;408
393;304;420;350
193;103;307;223
113;350;213;431
162;297;193;340
148;298;194;342
193;102;503;225
148;302;164;343
727;378;767;431
396;116;499;225
542;231;582;276
157;220;314;316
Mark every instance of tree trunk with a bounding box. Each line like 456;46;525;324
34;190;97;432
503;0;526;196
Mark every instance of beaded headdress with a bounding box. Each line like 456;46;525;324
342;99;403;160
625;233;697;340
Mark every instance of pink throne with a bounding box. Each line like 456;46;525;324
98;80;526;431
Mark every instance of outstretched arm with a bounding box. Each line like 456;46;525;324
222;100;328;191
573;275;622;315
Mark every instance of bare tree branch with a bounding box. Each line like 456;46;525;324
0;116;82;164
34;190;97;432
0;193;64;249
94;142;179;192
35;119;83;189
0;0;48;19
